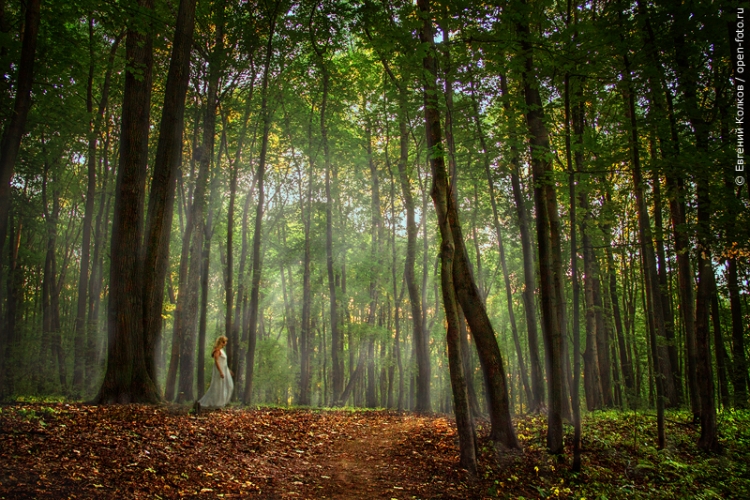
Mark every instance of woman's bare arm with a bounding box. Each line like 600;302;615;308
214;349;225;378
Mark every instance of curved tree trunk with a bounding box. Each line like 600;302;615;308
418;0;477;470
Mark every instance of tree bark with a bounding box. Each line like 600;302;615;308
671;7;719;451
96;0;159;403
727;257;747;408
243;3;278;403
517;14;566;453
710;278;730;409
471;86;533;411
297;110;315;406
141;0;198;390
73;26;121;395
564;66;582;471
635;0;700;420
41;161;65;390
392;82;429;413
652;168;681;406
418;0;477;470
173;0;224;403
497;69;545;413
621;56;666;448
0;0;40;253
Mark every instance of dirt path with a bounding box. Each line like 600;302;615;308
288;416;423;499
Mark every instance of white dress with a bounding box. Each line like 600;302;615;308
198;348;234;408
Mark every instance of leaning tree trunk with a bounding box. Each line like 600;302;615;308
418;0;477;471
420;2;517;450
441;48;482;418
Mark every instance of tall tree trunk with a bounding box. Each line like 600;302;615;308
73;18;99;394
579;182;612;408
564;65;582;471
652;168;681;406
621;53;666;448
197;222;211;397
74;27;121;395
517;15;566;454
387;159;405;411
471;86;533;410
365;116;382;408
418;0;477;471
391;81;429;413
428;0;517;450
141;0;198;390
86;123;113;396
580;198;602;410
636;0;700;420
297;115;314;406
243;4;278;403
727;257;747;408
224;90;254;361
0;0;40;253
438;48;481;419
671;7;719;451
374;50;432;412
711;279;730;409
500;76;545;413
231;187;253;391
95;0;159;403
174;1;224;403
41;162;64;390
0;208;21;398
603;188;635;405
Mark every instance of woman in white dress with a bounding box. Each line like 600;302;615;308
195;336;234;412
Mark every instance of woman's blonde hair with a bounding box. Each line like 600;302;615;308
212;335;228;354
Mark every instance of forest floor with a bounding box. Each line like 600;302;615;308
0;403;749;499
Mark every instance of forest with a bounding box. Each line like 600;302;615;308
0;0;749;497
